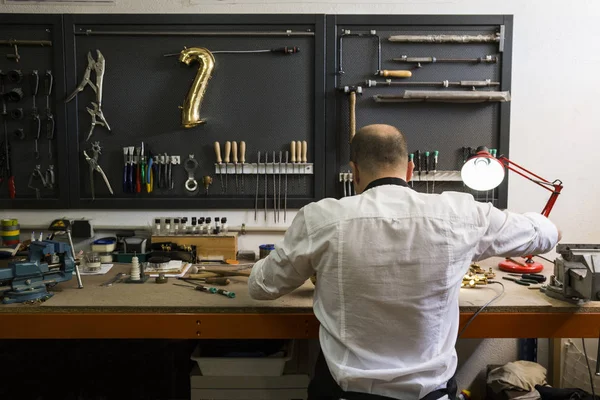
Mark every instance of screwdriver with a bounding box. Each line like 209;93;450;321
240;141;246;194
302;140;308;192
216;288;236;298
415;150;421;186
232;141;238;194
224;141;231;194
214;142;225;193
193;277;230;285
424;151;430;194
173;283;217;293
432;150;439;193
409;153;414;188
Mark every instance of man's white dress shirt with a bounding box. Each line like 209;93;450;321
249;180;558;399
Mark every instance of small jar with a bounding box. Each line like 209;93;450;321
191;217;198;234
221;217;228;234
205;218;212;235
214;217;221;234
164;219;172;235
153;219;161;235
173;218;180;235
199;218;205;235
181;217;189;235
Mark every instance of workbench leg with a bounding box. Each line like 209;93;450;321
548;338;562;387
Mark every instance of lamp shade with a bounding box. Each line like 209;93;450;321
461;152;505;191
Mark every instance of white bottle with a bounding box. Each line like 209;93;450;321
130;256;141;281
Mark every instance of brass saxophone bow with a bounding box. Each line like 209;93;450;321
178;47;215;128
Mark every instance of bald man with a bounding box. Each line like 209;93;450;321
249;124;560;400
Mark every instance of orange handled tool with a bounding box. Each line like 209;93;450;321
378;70;412;78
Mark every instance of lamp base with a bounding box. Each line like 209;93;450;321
498;258;544;274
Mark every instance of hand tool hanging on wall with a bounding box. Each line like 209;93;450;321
1;39;53;63
388;29;505;52
140;143;147;193
377;70;412;78
366;79;500;88
146;150;154;193
214;141;225;193
232;141;239;194
290;141;296;188
4;88;24;102
264;151;268;221
302;141;308;192
343;86;362;143
44;71;54;160
284;151;288;222
7;69;23;83
65;50;110;141
424;151;430;193
240;141;246;194
202;176;212;195
296;141;302;191
432;151;439;193
135;146;142;193
28;164;46;199
184;154;199;193
0;72;15;199
278;151;282;223
338;30;381;75
393;55;498;68
123;147;132;193
254;151;261;222
30;70;40;157
45;164;55;190
272;151;277;223
224;141;231;193
83;141;113;200
164;46;300;57
373;91;511;103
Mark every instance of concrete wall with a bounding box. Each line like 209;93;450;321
3;0;599;395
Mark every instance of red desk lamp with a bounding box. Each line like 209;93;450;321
461;147;563;273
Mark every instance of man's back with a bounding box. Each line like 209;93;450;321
305;184;488;398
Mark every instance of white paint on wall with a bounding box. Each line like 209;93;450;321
2;0;599;394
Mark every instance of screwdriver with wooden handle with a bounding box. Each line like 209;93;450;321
232;141;238;194
290;141;296;188
195;277;230;285
214;141;224;193
240;141;246;193
301;140;308;192
296;140;302;191
377;70;412;78
224;141;231;193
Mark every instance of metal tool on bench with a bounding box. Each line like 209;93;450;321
83;141;113;199
47;219;84;289
0;240;76;304
65;50;110;140
542;244;600;304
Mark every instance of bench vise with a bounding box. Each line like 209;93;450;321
542;244;600;304
0;240;75;304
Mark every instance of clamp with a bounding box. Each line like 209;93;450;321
184;154;199;192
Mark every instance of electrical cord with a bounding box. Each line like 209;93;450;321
581;338;597;399
458;281;505;339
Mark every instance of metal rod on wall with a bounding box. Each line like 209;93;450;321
75;29;315;37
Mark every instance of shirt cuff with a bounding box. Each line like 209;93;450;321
523;212;559;253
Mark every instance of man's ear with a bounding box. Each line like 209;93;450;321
349;161;359;184
406;160;414;183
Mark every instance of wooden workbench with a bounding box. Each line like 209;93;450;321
0;258;599;339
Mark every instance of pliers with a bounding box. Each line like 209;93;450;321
85;102;107;142
84;141;113;200
65;50;110;140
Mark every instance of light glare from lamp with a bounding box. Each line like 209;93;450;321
461;156;505;191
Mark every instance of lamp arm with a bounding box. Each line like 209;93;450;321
497;156;563;217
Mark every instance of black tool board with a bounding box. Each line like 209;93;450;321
0;14;512;210
326;15;512;207
0;14;69;209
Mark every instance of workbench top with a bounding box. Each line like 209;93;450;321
1;258;598;314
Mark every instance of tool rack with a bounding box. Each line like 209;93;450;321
0;14;512;210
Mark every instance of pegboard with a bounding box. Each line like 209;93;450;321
64;14;325;210
325;15;513;208
0;14;70;209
